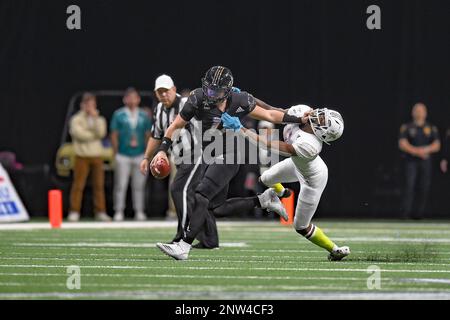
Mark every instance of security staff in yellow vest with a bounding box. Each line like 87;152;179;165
399;103;440;219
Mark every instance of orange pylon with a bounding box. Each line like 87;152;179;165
280;189;294;225
48;190;63;228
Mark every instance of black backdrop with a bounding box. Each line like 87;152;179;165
1;0;449;217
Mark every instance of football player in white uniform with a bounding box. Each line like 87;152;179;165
221;105;350;261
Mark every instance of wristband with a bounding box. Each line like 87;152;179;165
157;137;172;154
282;113;303;124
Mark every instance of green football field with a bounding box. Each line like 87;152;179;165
0;220;449;300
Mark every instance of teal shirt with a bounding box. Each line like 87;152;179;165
110;107;152;157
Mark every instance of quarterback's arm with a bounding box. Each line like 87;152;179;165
164;115;188;141
249;105;307;125
254;98;287;113
240;127;295;157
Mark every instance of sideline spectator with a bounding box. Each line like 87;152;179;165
68;93;110;221
110;88;152;221
398;103;440;219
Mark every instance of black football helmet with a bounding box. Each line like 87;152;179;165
201;66;234;104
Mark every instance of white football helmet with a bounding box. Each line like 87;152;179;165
308;108;344;144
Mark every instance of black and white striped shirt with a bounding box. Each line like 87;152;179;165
152;95;187;140
152;94;198;164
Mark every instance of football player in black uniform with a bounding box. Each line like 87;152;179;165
151;66;308;260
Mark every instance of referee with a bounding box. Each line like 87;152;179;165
141;74;218;248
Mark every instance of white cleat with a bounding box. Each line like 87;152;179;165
67;211;80;222
328;246;351;261
258;188;288;221
113;211;124;221
156;240;191;261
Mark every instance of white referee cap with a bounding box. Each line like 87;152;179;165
154;74;175;91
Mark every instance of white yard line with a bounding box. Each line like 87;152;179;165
0;220;449;231
399;278;450;285
0;221;275;230
0;264;449;274
6;249;450;256
0;290;448;300
2;272;450;292
10;242;247;248
1;256;449;266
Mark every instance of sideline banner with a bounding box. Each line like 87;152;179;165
0;164;30;222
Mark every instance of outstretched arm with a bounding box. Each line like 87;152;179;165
221;113;295;157
254;97;287;114
249;105;307;125
241;126;295;157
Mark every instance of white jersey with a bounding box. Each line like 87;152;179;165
261;104;329;230
283;105;326;178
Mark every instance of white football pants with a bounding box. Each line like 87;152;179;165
260;157;328;230
113;153;146;213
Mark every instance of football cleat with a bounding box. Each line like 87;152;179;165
258;188;288;221
156;241;190;260
328;246;351;261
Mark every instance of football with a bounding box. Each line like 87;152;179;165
150;158;170;179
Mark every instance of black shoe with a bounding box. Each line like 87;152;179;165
192;242;219;249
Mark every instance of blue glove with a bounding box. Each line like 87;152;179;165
221;112;243;132
231;87;241;93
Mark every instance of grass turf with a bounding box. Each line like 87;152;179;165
0;220;449;299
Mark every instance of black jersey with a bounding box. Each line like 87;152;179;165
399;122;439;160
179;88;257;155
